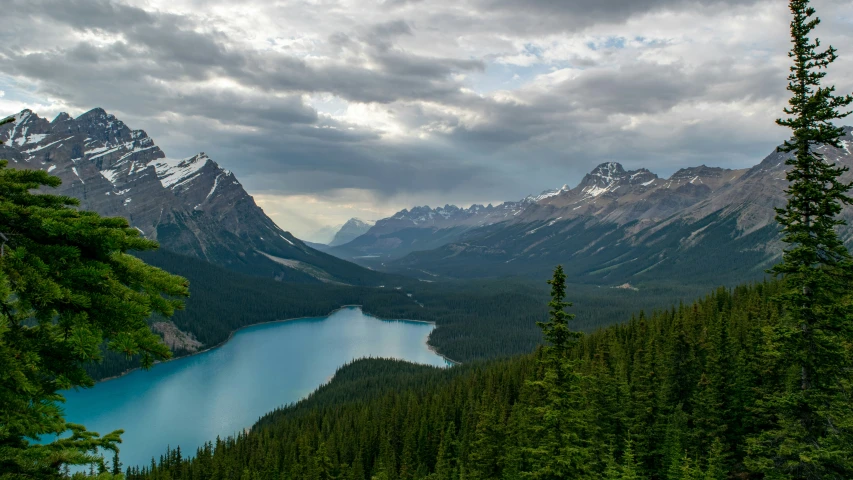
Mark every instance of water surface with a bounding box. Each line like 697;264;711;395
59;307;448;469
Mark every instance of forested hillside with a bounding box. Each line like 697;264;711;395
129;279;814;479
89;250;705;380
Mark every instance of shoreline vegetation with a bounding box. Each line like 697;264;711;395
96;305;459;383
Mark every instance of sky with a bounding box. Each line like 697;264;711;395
1;0;852;242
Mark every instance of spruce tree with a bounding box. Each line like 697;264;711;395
620;439;644;480
0;159;189;477
522;265;595;479
537;265;582;357
748;0;853;478
111;451;123;476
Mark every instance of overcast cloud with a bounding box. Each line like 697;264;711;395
1;0;852;240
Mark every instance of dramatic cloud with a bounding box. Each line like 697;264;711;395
1;0;851;240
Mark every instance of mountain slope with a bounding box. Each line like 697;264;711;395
386;128;853;284
0;108;387;285
329;218;375;246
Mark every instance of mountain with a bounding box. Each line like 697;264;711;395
384;128;853;284
326;162;749;266
326;191;567;263
329;218;375;246
0;108;388;285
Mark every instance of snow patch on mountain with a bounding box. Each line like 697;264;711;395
150;153;210;189
100;168;121;184
527;185;570;202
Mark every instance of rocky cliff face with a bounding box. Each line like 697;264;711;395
0;108;386;285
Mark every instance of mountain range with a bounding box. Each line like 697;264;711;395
4;107;851;290
0;108;386;286
329;127;853;285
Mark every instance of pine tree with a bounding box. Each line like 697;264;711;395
748;0;853;478
434;423;457;480
620;439;644;480
702;438;726;480
112;451;123;476
537;265;582;356
0;159;189;477
521;265;596;479
467;392;504;480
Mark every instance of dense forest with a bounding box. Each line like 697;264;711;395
87;249;710;380
127;278;837;479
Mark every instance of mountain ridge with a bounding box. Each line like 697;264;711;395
384;127;853;283
0;108;389;286
328;158;752;265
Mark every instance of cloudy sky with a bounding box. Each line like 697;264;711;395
2;0;852;241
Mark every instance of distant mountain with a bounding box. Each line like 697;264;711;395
327;191;566;262
386;127;853;284
0;108;387;286
326;162;749;265
329;218;375;246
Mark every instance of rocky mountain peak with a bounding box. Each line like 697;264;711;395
577;162;658;198
345;218;372;228
0;108;317;275
329;218;376;246
51;112;73;124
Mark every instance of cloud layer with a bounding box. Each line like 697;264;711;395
1;0;851;239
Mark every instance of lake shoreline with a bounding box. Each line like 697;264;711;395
97;305;458;383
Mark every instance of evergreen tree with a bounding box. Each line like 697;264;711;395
620;439;644;480
537;265;581;356
521;265;596;479
749;0;853;478
433;423;457;480
702;439;726;480
0;159;189;477
111;451;123;476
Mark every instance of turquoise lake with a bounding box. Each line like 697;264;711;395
57;307;449;469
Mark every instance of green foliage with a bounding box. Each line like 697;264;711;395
86;250;701;381
130;280;805;480
538;265;581;354
747;1;853;478
0;160;189;478
517;266;596;479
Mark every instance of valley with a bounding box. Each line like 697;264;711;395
3;1;852;477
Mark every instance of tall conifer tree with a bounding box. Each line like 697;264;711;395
748;0;853;477
522;265;596;479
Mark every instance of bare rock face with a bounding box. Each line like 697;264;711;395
0;108;384;285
